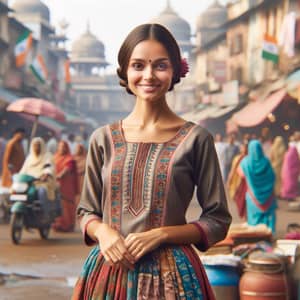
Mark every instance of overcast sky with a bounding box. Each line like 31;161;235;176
40;0;227;72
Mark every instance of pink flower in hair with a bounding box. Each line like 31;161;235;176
180;58;189;78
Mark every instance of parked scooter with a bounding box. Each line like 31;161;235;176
9;173;61;244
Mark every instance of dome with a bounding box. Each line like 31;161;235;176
71;25;108;65
150;1;192;52
196;0;227;30
11;0;50;22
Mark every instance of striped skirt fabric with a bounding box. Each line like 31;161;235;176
72;245;214;300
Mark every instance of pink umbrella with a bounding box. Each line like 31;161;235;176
6;98;66;142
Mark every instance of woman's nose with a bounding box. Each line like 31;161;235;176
143;65;154;79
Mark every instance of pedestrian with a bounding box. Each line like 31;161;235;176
280;139;300;201
239;140;277;233
269;136;286;198
52;140;78;232
214;132;227;180
226;142;248;218
19;137;57;221
72;23;231;300
1;128;26;187
73;143;87;206
0;133;7;178
46;131;58;155
223;134;239;181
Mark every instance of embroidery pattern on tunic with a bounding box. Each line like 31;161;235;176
109;122;195;230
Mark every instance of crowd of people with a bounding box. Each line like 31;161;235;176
216;130;300;234
0;128;88;232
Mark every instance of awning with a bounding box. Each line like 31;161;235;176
208;105;238;118
231;88;286;127
181;104;238;123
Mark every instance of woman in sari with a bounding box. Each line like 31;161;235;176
20;137;57;220
52;140;78;232
227;142;248;218
239;140;277;233
269;136;286;197
73;143;87;206
280;143;300;201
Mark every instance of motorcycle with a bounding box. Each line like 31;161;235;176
9;173;61;244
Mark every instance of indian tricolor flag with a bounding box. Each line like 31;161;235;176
262;34;279;63
14;30;32;67
30;54;48;83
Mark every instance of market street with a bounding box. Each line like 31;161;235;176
0;196;299;300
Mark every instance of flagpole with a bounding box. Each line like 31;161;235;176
29;115;39;148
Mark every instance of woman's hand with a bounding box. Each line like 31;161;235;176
124;228;167;261
95;224;135;270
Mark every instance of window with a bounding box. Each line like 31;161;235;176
230;33;243;55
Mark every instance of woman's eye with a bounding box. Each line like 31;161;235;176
155;63;168;70
132;63;144;70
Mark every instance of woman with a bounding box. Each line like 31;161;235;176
72;23;231;300
73;143;87;206
227;142;248;218
20;137;56;219
269;136;286;197
52;140;78;232
239;140;277;233
280;142;300;201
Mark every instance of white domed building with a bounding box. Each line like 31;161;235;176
195;0;227;47
70;25;133;125
11;0;54;41
150;0;196;113
150;0;192;57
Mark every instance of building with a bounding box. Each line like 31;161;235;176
150;0;197;113
70;24;133;126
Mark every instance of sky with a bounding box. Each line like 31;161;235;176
40;0;228;72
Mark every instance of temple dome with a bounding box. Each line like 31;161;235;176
11;0;50;22
197;0;227;30
150;1;192;53
71;25;108;65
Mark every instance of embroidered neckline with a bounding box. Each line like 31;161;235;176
118;120;193;145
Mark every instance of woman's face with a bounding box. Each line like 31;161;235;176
126;39;173;102
58;141;68;155
32;141;41;155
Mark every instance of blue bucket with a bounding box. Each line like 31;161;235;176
204;265;240;300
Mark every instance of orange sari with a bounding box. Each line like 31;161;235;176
53;141;78;232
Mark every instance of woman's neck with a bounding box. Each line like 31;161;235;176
124;98;176;127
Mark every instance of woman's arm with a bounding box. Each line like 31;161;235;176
125;223;202;260
81;214;135;269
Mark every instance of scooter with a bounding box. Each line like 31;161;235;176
9;173;61;244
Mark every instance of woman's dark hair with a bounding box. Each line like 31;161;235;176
117;23;182;94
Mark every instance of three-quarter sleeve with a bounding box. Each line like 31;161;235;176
192;132;232;251
77;129;104;245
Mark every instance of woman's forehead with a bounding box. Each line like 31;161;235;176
130;40;169;59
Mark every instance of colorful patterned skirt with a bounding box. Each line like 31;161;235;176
72;245;215;300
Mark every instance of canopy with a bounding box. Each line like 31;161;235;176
231;89;286;127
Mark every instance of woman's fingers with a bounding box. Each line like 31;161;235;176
102;239;135;269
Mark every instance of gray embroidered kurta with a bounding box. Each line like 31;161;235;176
78;121;232;250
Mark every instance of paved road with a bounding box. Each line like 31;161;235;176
0;196;299;299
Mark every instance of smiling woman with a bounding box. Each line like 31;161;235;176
72;23;231;300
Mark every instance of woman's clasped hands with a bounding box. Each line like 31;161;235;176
95;224;165;270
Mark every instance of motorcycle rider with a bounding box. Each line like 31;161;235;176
19;137;57;222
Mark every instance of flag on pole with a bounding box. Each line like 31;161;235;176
262;34;279;63
14;30;32;67
64;59;71;84
30;54;48;83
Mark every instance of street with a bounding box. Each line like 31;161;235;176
0;196;299;300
